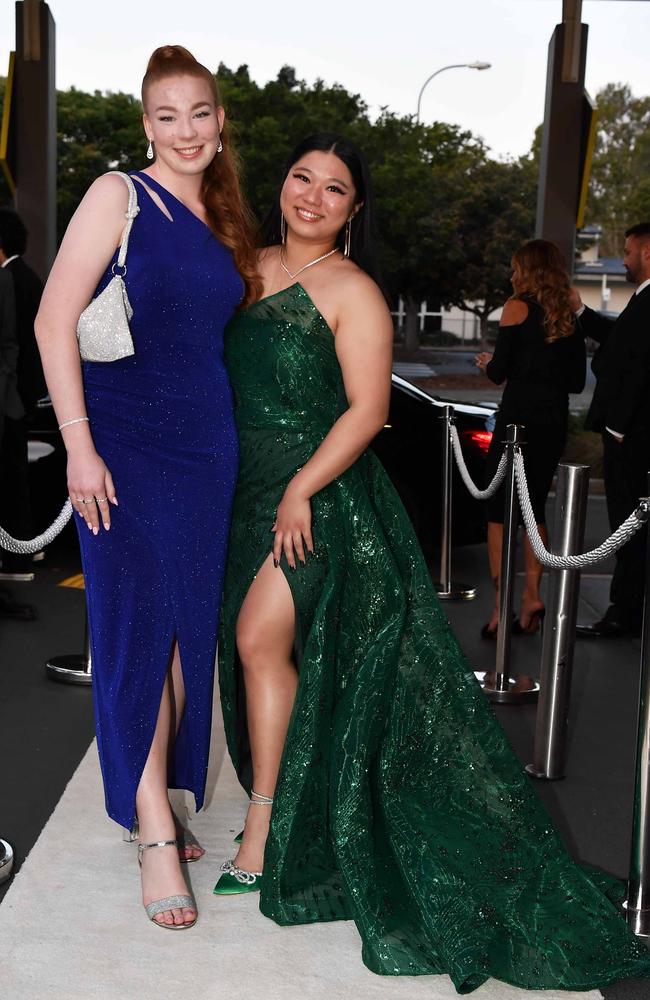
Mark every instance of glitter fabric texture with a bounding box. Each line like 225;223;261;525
219;283;650;994
77;172;242;828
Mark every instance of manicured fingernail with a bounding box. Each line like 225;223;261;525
104;523;110;530
273;559;279;568
93;527;99;535
111;498;119;506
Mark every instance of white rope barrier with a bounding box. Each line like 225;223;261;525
450;425;507;500
513;450;649;569
0;500;73;554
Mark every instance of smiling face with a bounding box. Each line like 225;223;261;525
142;73;224;177
279;149;360;246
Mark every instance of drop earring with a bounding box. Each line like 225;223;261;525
280;214;287;245
146;139;154;161
217;136;223;153
344;218;352;258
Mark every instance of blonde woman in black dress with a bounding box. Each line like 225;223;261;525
476;240;586;638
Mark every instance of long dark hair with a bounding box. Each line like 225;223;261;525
260;132;381;284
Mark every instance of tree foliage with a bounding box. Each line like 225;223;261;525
1;65;543;351
585;83;650;256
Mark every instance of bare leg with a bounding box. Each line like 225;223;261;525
136;645;196;927
520;525;547;627
486;522;503;631
167;647;203;862
234;553;297;873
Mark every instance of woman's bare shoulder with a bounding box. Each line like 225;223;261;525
499;297;529;327
334;261;386;309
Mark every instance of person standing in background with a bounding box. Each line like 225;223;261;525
0;209;46;582
574;222;650;639
476;240;585;640
0;263;35;619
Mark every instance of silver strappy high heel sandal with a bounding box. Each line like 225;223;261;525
213;790;273;896
124;811;205;863
138;838;198;929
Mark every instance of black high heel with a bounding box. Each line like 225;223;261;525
512;608;545;635
480;612;515;640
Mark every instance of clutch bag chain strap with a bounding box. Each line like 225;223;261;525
76;170;140;363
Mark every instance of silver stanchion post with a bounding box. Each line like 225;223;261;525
475;423;539;704
435;405;476;601
624;472;650;938
0;839;14;885
525;463;589;780
45;609;92;685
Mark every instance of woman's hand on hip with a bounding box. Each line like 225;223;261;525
272;483;314;570
67;449;117;534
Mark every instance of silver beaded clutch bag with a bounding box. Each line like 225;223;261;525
76;171;140;363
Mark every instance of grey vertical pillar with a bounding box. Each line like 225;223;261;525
14;1;56;280
536;11;588;271
526;463;589;780
435;405;476;602
624;475;650;938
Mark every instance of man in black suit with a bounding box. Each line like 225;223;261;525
574;222;650;638
0;209;46;582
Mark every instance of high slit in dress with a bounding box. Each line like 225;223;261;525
78;171;242;828
218;282;650;995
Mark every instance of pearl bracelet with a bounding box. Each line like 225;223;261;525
58;416;90;431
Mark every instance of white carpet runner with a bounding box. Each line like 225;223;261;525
0;711;602;1000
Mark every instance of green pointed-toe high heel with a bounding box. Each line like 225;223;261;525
213;858;263;895
214;790;273;896
138;838;198;929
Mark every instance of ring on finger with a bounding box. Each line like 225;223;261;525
80;498;95;505
96;496;108;503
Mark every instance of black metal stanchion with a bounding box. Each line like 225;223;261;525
475;423;539;704
0;839;14;885
624;473;650;938
526;463;589;780
435;405;476;601
45;610;92;685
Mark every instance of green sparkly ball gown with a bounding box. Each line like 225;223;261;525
218;282;650;994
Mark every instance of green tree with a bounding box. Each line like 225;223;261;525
586;83;650;255
57;87;143;239
363;113;485;352
445;157;537;347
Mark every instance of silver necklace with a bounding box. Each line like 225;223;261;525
279;246;338;280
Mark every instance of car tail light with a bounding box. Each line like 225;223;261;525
462;429;492;453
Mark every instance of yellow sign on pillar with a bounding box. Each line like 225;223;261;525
0;52;16;196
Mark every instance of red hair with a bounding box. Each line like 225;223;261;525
142;46;262;306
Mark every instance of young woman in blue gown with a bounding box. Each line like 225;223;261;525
35;46;261;929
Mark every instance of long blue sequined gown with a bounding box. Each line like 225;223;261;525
77;171;241;827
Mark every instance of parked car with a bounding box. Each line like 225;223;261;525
26;374;495;561
372;375;495;559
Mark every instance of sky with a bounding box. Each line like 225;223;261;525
1;0;649;159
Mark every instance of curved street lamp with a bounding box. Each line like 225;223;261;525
416;61;492;122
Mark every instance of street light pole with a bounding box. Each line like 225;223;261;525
416;61;491;123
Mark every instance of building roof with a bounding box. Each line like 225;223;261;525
575;256;626;278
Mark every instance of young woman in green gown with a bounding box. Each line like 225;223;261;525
214;133;650;993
